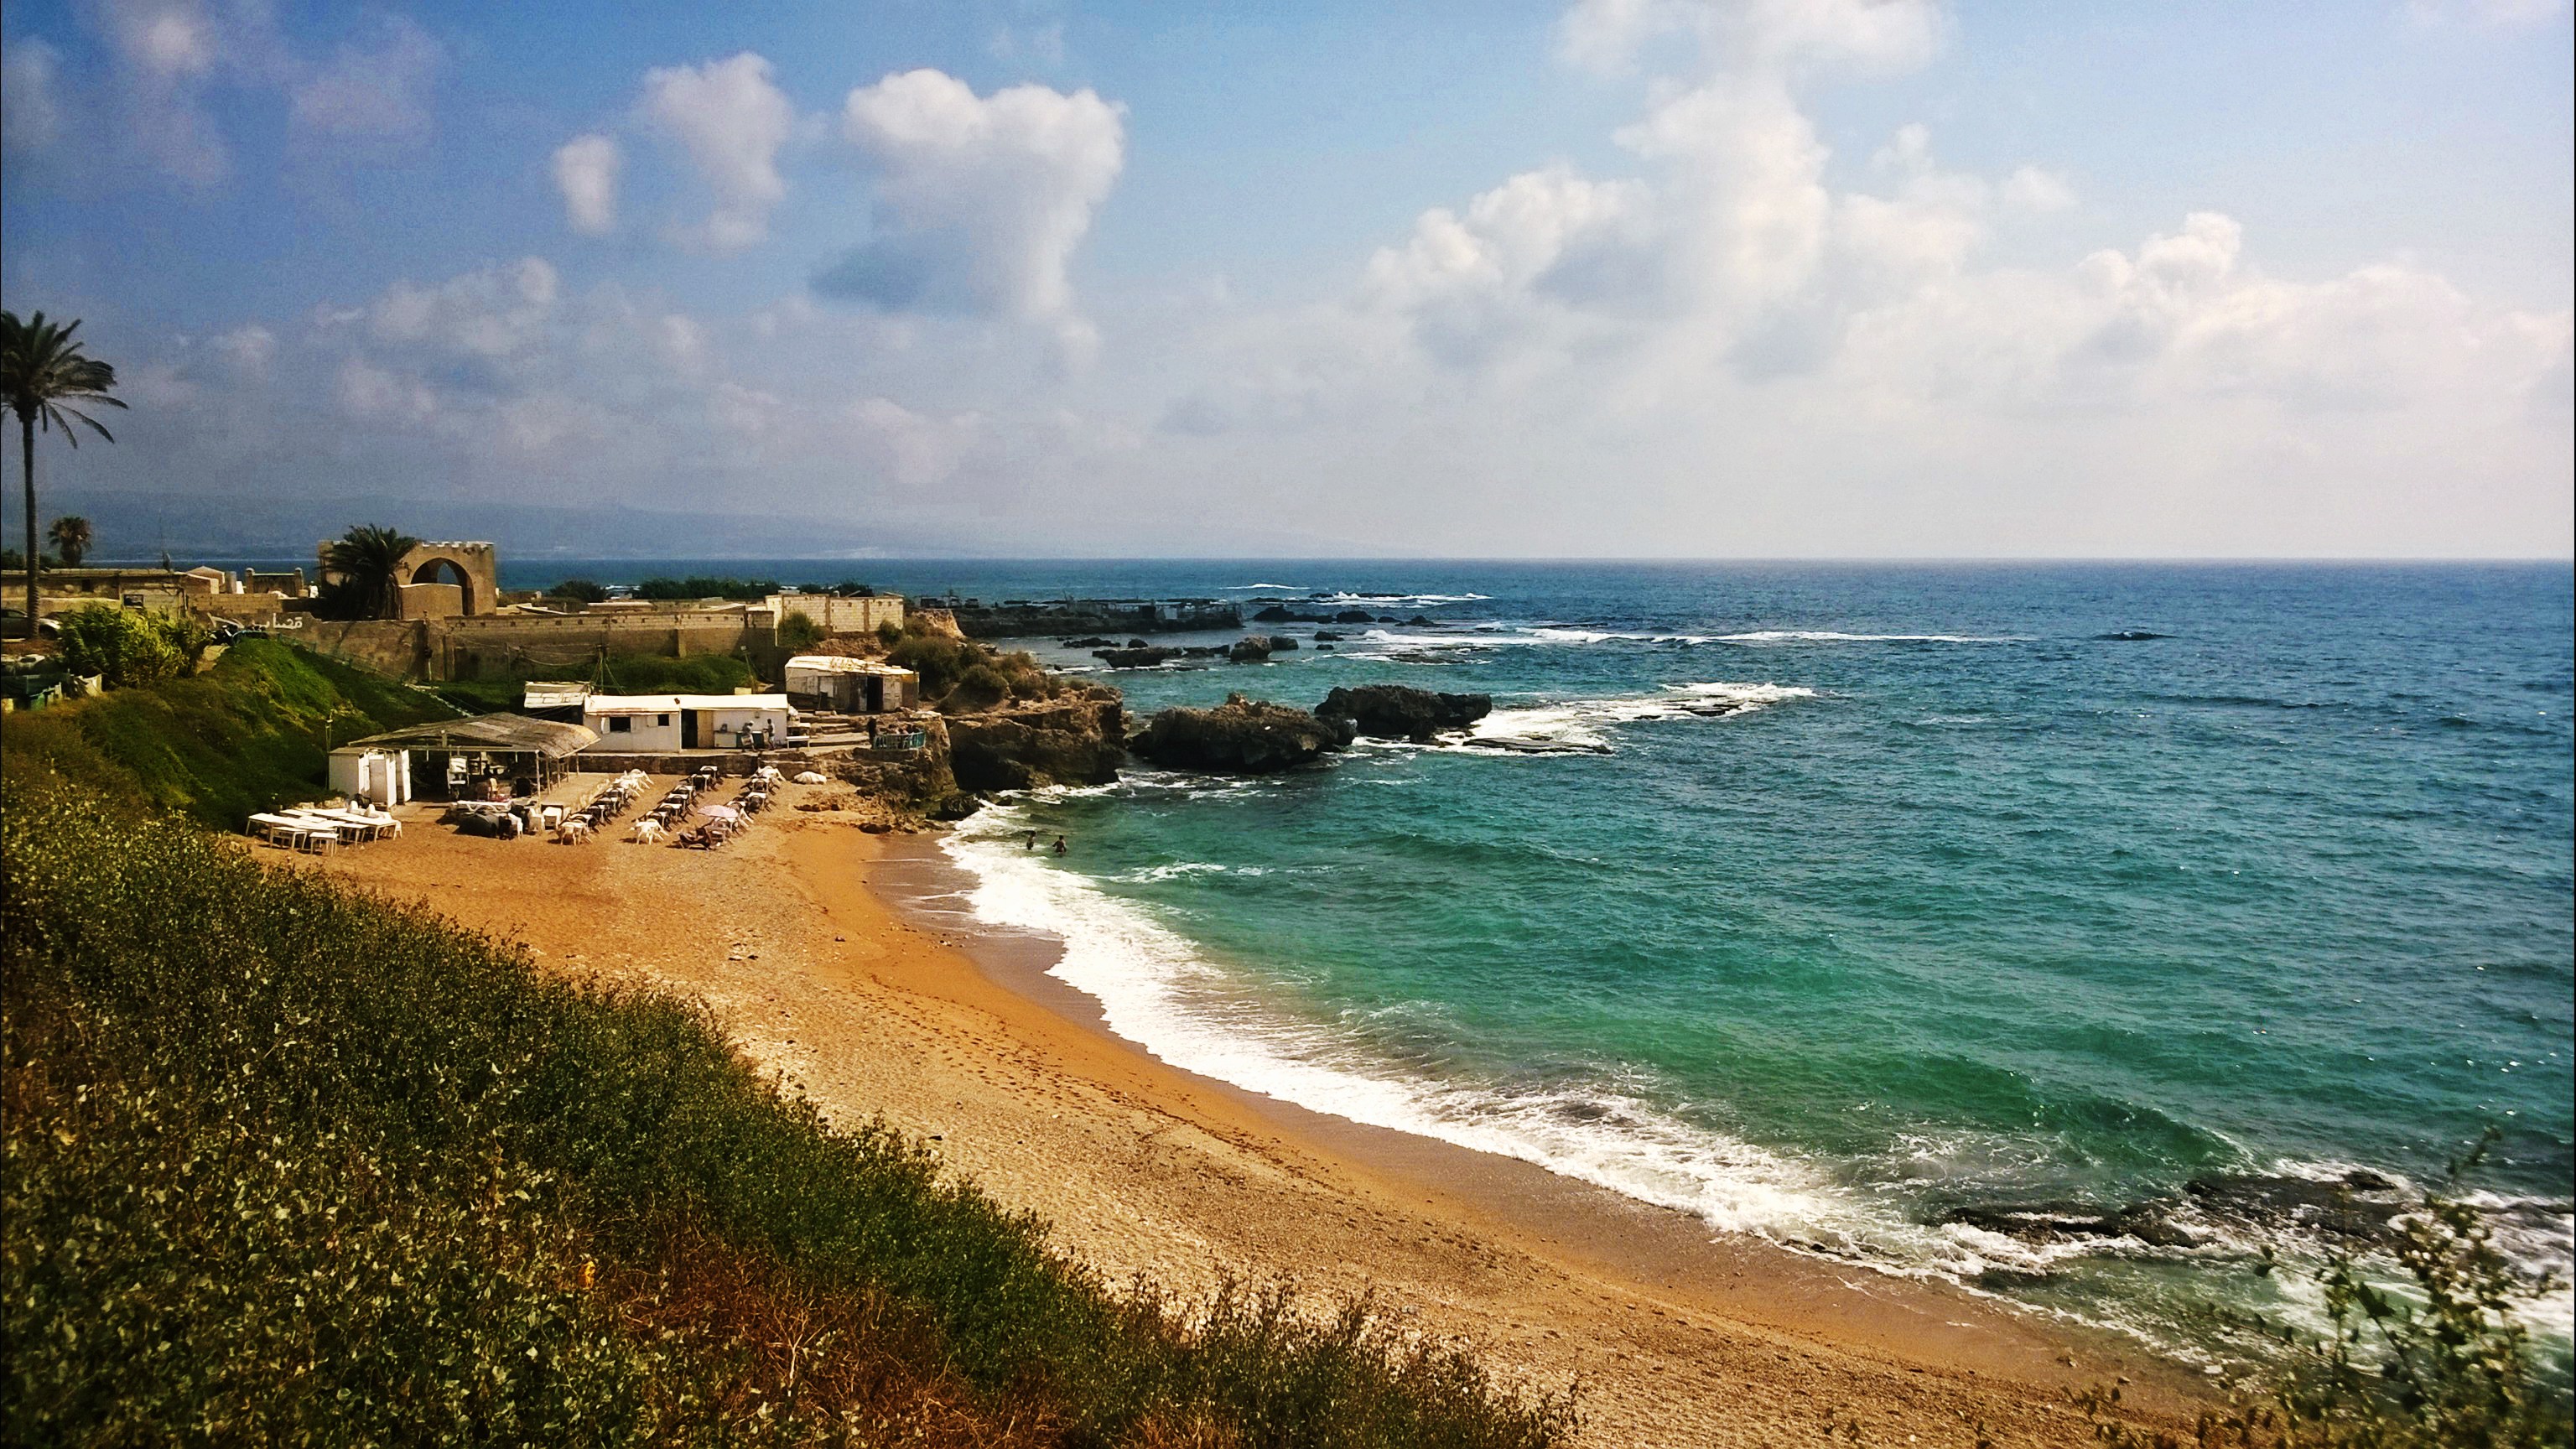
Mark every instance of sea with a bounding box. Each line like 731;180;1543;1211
510;558;2576;1367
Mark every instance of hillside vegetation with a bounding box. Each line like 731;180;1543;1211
0;637;454;828
0;656;1573;1447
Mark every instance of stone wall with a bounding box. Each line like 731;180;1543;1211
767;593;904;636
397;582;464;621
304;619;432;678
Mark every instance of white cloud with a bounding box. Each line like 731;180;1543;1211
211;324;278;376
87;0;234;182
335;356;437;423
1558;0;1944;77
641;51;796;252
3;39;66;152
552;133;621;235
2001;164;2077;215
361;257;561;362
289;15;441;144
822;69;1125;343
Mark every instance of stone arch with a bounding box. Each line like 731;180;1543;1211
396;542;497;617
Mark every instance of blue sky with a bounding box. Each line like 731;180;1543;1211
4;0;2569;556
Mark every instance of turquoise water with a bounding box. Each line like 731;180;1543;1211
531;560;2576;1362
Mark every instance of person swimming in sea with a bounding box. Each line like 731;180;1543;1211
1052;835;1067;856
1026;830;1038;849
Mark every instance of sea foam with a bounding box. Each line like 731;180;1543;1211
1466;682;1817;753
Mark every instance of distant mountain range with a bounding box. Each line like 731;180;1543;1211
43;489;963;564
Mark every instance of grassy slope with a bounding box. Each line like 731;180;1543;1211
0;662;1572;1447
0;638;457;828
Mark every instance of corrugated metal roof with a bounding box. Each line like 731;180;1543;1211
351;714;601;757
522;681;592;709
783;655;917;678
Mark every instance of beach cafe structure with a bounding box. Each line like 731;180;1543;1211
781;655;919;714
580;693;792;753
340;714;600;802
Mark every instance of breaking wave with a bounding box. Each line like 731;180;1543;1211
1716;630;2024;645
1463;682;1818;754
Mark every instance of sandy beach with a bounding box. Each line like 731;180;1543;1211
280;776;2210;1446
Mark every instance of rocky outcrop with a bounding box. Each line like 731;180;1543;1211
1095;646;1180;668
945;690;1127;792
1228;636;1275;663
1130;693;1351;774
1314;683;1493;741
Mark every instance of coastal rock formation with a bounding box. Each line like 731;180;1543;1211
1315;683;1493;741
1130;693;1351;773
1941;1167;2415;1262
1095;646;1179;667
946;692;1127;792
1228;637;1275;663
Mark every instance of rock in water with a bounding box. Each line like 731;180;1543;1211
1130;693;1350;773
1314;683;1493;741
947;693;1127;792
1093;646;1178;667
1228;636;1275;663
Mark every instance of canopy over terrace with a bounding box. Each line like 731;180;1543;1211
347;714;600;802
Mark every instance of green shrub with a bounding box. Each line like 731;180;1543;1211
2081;1143;2572;1449
777;610;826;650
550;578;610;603
1;776;1576;1446
52;604;210;688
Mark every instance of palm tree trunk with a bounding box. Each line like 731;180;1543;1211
19;412;35;640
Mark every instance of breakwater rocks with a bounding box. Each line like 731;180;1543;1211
1251;605;1439;627
949;598;1240;639
1127;684;1498;774
1130;693;1353;774
946;693;1127;792
1316;684;1492;742
1092;635;1301;668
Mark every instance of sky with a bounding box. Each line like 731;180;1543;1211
3;0;2569;558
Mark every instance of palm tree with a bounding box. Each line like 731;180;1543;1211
2;312;125;637
325;524;420;620
47;516;93;569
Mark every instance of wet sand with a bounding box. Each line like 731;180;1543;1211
283;777;2209;1446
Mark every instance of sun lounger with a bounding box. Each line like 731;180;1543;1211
254;813;339;850
285;810;372;844
309;808;398;840
247;813;315;849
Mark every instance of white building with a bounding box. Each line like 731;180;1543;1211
581;693;792;752
327;746;411;805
